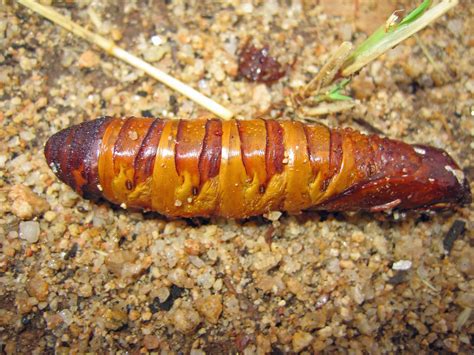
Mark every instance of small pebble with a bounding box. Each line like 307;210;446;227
78;50;100;68
169;305;201;334
26;274;49;301
144;334;160;350
392;260;412;271
252;84;272;111
19;221;40;243
195;295;223;324
0;310;14;327
43;211;57;222
156;287;170;303
45;314;63;330
111;28;123;41
301;311;327;331
184;239;203;256
142;311;152;321
168;268;192;288
79;284;93;298
9;185;49;220
455;247;474;277
292;331;313;352
151;35;163;46
104;308;128;330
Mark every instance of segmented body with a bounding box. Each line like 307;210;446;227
45;117;471;218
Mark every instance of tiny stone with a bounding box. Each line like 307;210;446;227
184;239;203;256
104;308;128;330
101;87;117;101
292;331;313;352
213;278;223;291
151;35;163;46
340;259;355;269
301;311;327;331
129;310;140;321
111;28;123;41
189;255;205;268
0;310;14;327
351;231;365;243
78;284;93;298
143;46;167;62
167;268;190;288
456;247;474;277
455;292;474;308
265;211;282;221
45;313;63;330
26;274;49;301
252;252;282;271
318;326;332;338
195;295;223;324
9;185;49;220
78;50;100;68
43;211;57;222
392;260;412;271
156;287;170;303
326;258;340;273
213;66;226;82
19;221;40;243
169;305;201;334
252;84;271;111
143;334;160;350
142;311;152;321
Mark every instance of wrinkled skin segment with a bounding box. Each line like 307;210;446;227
45;117;471;218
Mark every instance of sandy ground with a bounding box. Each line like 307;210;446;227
0;0;473;353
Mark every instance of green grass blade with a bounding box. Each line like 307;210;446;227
341;0;458;77
399;0;432;27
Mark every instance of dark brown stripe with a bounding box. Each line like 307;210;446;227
112;117;134;166
198;119;222;185
265;120;284;182
323;129;343;191
303;125;316;175
133;119;164;185
236;120;250;177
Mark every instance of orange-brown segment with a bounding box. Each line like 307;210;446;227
237;119;267;188
280;121;313;212
175;119;207;189
98;117;125;204
112;117;155;204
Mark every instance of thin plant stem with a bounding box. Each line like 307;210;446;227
299;42;352;101
341;0;458;77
